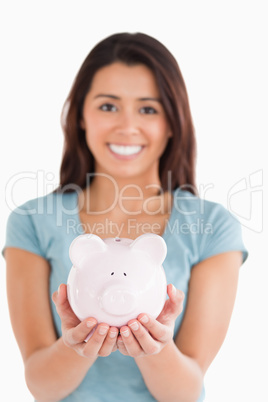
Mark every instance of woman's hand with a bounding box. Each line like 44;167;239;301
52;284;119;358
117;284;184;357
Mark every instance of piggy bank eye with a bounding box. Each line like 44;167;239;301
123;273;127;276
111;272;114;275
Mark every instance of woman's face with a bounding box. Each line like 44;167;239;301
81;62;171;182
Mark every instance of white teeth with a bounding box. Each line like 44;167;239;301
108;144;142;156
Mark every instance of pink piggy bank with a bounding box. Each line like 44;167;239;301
67;233;167;327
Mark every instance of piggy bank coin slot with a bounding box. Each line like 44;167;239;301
114;237;121;242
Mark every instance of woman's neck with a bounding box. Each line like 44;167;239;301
80;174;168;217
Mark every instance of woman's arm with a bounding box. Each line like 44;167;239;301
118;251;242;402
5;248;118;402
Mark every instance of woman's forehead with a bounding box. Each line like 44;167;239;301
88;62;160;98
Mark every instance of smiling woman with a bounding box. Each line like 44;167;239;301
59;32;197;193
3;32;248;402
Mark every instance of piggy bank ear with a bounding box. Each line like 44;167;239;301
69;234;107;267
130;233;167;265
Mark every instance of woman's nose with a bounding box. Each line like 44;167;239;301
116;111;140;136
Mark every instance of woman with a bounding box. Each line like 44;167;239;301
3;32;248;401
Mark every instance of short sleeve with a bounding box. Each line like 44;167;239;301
199;203;248;264
2;206;45;259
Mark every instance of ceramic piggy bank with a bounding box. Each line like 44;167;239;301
67;233;167;327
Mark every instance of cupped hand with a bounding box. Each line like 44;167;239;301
52;284;119;358
117;284;184;357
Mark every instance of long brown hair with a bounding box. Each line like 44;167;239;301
58;32;197;194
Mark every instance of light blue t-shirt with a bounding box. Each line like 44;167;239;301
3;188;248;402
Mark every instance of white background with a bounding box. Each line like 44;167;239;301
0;1;267;401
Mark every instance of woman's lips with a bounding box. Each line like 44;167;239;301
107;143;145;159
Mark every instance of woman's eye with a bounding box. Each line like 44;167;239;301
140;106;157;115
99;103;117;112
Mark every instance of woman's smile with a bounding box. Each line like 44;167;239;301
107;143;145;159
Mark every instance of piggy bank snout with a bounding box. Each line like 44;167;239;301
101;287;137;316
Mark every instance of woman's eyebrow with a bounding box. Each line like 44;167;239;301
94;94;161;102
94;94;120;100
139;97;162;103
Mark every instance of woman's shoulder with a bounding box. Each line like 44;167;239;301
170;188;248;263
172;187;232;222
3;191;79;258
5;190;79;237
9;190;78;218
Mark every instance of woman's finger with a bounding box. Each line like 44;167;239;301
157;284;184;324
130;317;170;353
97;327;119;357
52;284;82;332
168;284;185;305
82;323;110;358
52;284;77;320
52;283;68;307
119;326;143;357
117;335;128;355
63;318;97;347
